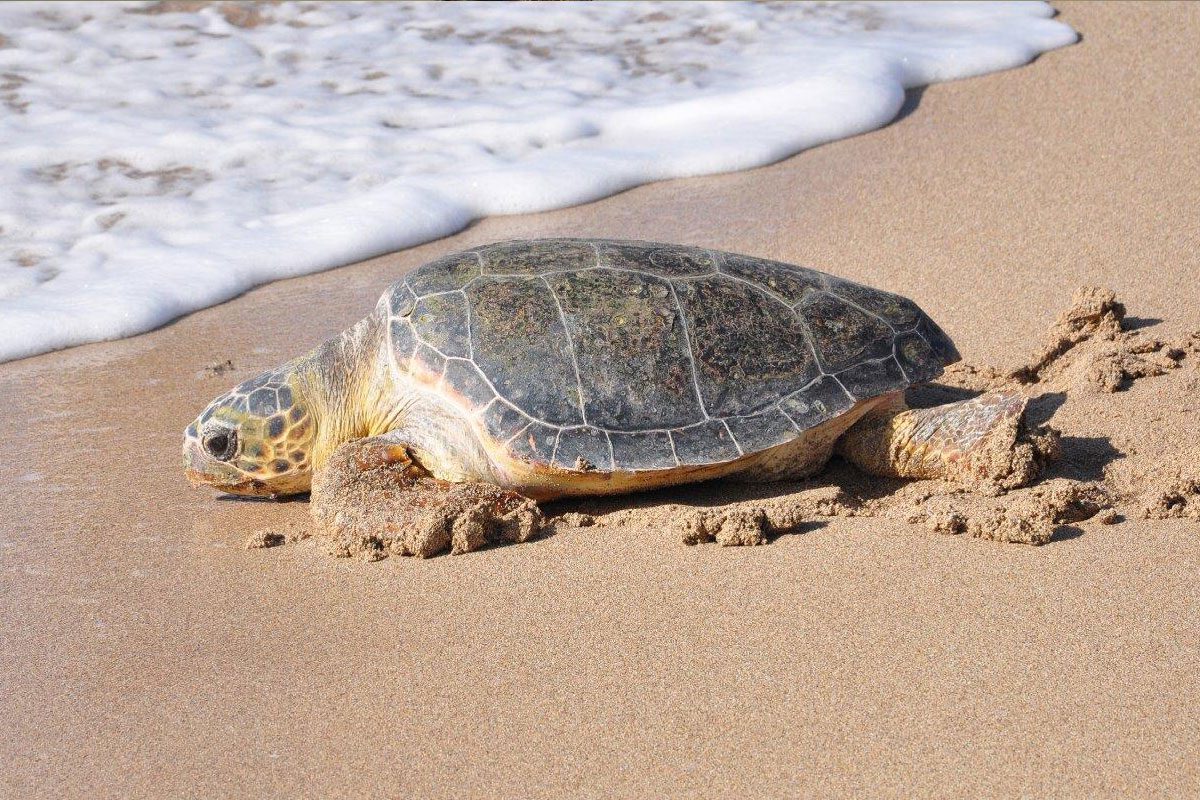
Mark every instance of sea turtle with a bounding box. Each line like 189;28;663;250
184;238;1048;556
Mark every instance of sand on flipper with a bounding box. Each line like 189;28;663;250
938;402;1061;497
835;390;1061;497
309;439;544;560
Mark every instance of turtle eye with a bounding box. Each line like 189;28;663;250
203;428;237;461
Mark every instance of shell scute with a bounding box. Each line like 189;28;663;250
826;277;921;330
547;268;702;431
405;252;480;295
466;276;583;426
894;331;940;384
411;292;470;359
596;240;715;276
914;316;961;364
837;357;907;401
389;284;417;317
508;422;559;464
481;239;595;275
413;342;446;378
779;376;855;431
609;430;677;471
553;427;613;472
675;275;819;417
442;358;495;409
482;400;529;443
719;253;825;305
670;420;742;466
726;409;799;454
389;319;417;369
799;291;894;373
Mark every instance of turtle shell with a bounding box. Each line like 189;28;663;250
384;239;959;473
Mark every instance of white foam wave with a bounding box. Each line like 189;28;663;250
0;1;1076;362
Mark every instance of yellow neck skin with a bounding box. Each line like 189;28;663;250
294;309;402;473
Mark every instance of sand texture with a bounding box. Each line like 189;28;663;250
3;3;1200;797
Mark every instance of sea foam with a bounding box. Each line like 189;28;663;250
0;1;1076;362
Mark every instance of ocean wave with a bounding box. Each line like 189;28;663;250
0;1;1076;362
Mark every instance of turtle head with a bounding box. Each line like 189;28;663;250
183;366;317;497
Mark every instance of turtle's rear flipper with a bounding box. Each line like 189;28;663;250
836;391;1059;495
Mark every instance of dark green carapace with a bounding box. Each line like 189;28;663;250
386;239;959;472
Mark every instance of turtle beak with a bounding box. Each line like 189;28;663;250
183;438;220;488
183;436;258;493
183;438;203;482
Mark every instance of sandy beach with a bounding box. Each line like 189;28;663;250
3;2;1199;797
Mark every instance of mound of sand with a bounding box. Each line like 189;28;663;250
963;285;1193;393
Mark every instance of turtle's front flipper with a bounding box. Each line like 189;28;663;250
310;436;544;559
836;391;1058;494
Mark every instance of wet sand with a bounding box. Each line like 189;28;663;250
3;3;1199;797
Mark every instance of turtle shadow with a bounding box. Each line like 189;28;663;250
904;382;977;407
1046;436;1124;483
1026;391;1067;427
548;458;907;544
216;492;310;503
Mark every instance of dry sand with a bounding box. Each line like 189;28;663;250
3;3;1199;797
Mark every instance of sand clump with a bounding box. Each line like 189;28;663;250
310;439;544;560
943;410;1060;496
941;286;1194;396
1139;471;1200;521
674;486;860;547
899;479;1112;545
574;475;1111;549
197;358;236;379
245;525;310;549
998;286;1190;393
